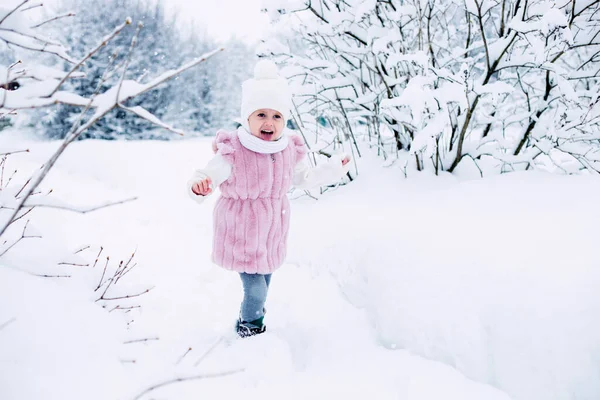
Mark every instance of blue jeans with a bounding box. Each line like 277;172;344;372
239;272;272;322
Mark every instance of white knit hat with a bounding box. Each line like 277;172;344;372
240;60;292;129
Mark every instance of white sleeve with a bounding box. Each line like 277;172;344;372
292;154;349;190
187;153;232;204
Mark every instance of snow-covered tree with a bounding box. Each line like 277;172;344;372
27;0;256;139
34;0;193;139
201;37;257;131
164;32;256;133
0;0;223;247
261;0;600;175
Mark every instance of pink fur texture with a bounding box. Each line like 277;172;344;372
212;130;307;274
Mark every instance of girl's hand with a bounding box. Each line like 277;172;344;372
192;177;212;196
341;155;351;166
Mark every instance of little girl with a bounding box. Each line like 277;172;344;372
188;60;349;338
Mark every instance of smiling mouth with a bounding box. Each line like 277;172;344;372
260;129;274;135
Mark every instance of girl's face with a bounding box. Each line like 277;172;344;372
247;109;285;141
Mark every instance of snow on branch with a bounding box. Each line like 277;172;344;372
118;47;225;104
261;0;600;176
48;18;132;98
0;10;225;241
0;1;75;63
120;105;185;136
22;196;138;213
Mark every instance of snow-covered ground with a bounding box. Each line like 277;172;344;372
1;130;598;400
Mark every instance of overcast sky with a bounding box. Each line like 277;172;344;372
166;0;269;43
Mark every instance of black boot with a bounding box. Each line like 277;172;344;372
236;316;266;338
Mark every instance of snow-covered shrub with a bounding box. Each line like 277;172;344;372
261;0;600;175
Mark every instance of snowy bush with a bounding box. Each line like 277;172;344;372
31;0;253;139
260;0;600;175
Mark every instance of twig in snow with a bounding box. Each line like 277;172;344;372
95;256;110;291
194;337;225;367
0;220;41;258
114;250;137;284
132;369;245;400
57;261;89;267
32;274;72;278
176;347;193;365
98;287;154;302
2;165;17;188
124;337;159;344
13;172;33;198
115;262;137;283
0;149;29;156
97;258;123;299
0;317;16;332
96;249;138;299
91;246;103;268
9;206;35;226
74;245;90;254
109;305;140;313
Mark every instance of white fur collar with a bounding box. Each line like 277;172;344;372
237;126;289;154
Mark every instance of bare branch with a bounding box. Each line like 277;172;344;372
0;149;29;156
31;12;76;29
194;337;225;367
474;0;491;70
57;262;89;267
124;337;159;344
116;22;142;103
0;14;225;250
119;47;225;103
32;274;72;278
176;347;193;365
0;26;64;47
0;0;30;26
20;2;43;12
0;34;75;64
49;18;132;97
109;305;140;312
23;196;138;213
132;369;245;400
97;287;154;301
0;219;41;258
91;247;104;268
95;257;110;291
74;245;91;254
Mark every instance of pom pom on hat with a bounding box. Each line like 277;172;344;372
240;60;292;128
253;59;279;80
